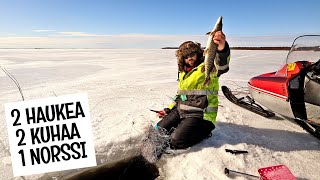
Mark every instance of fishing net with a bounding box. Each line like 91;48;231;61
140;126;170;164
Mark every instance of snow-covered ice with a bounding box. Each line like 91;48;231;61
0;49;319;180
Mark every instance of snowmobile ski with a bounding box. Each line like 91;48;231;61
294;118;320;139
221;86;275;118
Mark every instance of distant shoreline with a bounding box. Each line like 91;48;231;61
162;47;291;50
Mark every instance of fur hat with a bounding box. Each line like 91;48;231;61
176;41;204;71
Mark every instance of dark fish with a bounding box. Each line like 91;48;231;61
203;16;223;85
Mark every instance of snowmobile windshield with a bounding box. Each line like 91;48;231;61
276;35;320;76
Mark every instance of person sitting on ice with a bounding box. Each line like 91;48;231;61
156;31;230;149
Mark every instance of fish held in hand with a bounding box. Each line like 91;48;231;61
203;16;223;85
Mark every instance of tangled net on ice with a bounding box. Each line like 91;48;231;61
140;126;170;164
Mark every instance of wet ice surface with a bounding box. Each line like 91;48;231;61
0;49;319;180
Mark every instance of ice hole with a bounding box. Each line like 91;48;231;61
65;155;159;180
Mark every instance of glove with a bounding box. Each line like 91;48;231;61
157;110;167;118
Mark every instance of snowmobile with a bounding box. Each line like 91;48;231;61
222;35;320;139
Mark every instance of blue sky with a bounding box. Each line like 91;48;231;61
0;0;319;48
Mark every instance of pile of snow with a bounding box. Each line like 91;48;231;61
0;49;319;180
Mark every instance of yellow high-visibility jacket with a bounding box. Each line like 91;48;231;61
168;43;230;124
